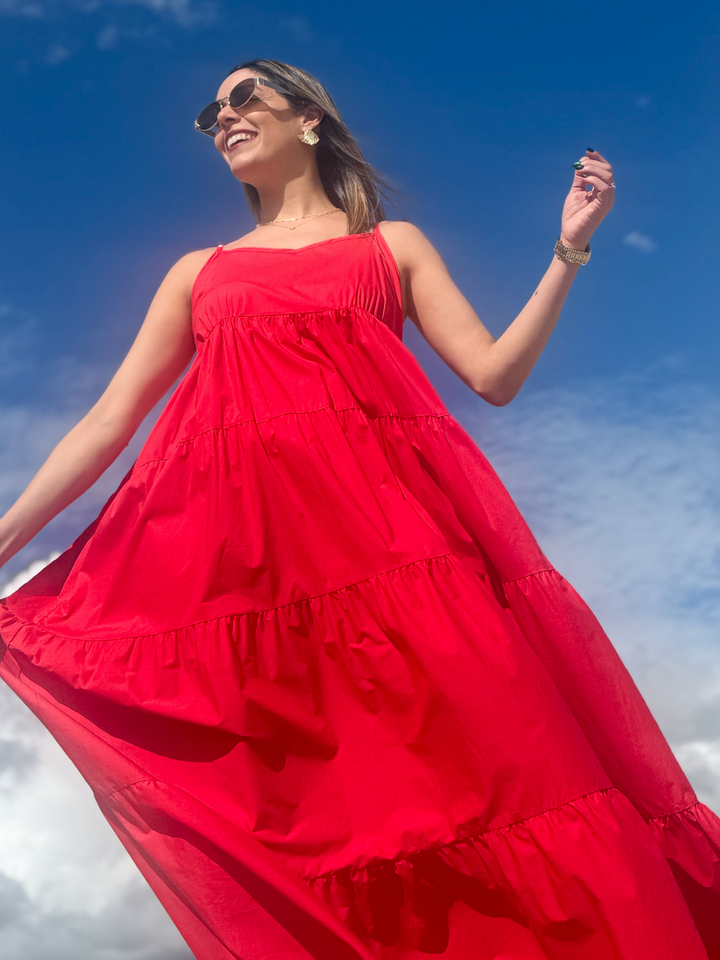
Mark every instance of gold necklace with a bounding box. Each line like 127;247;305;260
257;208;341;230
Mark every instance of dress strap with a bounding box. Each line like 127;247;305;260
371;221;406;320
191;245;224;304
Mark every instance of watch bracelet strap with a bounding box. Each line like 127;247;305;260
554;238;591;265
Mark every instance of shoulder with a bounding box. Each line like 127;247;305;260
172;247;219;283
376;220;446;274
154;247;219;303
376;220;429;249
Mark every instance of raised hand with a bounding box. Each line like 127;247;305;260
560;149;615;251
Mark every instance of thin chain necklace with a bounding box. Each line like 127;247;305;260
257;208;341;230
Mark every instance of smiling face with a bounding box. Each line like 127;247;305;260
212;69;323;186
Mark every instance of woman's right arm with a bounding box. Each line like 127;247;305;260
0;249;212;570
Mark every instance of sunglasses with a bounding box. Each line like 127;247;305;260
195;77;294;137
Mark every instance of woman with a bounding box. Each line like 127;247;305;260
0;59;718;960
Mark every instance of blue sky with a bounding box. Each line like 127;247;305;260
0;2;719;958
0;0;718;412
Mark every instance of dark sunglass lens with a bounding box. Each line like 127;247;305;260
228;80;255;109
196;103;220;131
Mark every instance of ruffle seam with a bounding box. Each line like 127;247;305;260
135;408;451;469
10;552;458;643
302;787;615;882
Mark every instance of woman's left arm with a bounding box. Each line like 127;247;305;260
382;149;615;406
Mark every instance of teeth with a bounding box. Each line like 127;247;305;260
228;132;255;147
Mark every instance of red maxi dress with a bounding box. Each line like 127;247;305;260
2;223;720;960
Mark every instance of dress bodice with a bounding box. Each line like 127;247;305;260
191;224;405;344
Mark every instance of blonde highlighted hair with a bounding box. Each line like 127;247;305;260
228;59;389;234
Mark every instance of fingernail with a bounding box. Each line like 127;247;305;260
572;161;584;170
587;147;595;152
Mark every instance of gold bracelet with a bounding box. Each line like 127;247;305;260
554;238;591;265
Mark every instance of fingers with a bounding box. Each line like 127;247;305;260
573;150;614;187
584;149;612;174
586;147;609;163
574;158;612;178
575;167;614;189
575;174;615;196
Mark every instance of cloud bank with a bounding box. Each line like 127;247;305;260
461;372;720;808
0;682;192;959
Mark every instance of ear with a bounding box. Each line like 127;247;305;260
302;103;324;130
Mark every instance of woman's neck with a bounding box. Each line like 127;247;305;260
254;169;334;223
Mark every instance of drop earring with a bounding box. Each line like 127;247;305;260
298;129;320;145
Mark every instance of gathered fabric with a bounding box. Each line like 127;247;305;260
2;224;719;959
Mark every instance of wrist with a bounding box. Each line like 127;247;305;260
552;255;581;271
0;521;30;570
555;237;591;266
560;234;591;252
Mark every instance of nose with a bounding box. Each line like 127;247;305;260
216;98;239;129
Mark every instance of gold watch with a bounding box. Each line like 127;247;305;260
554;238;591;265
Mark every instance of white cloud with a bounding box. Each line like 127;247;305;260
624;230;658;253
112;0;216;27
0;309;47;386
0;399;181;957
46;41;75;64
0;405;94;588
676;741;720;803
0;682;191;959
280;15;312;42
0;553;60;597
0;0;216;26
96;22;159;48
96;21;118;46
0;0;43;15
0;382;157;593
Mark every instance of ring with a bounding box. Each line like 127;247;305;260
610;181;616;188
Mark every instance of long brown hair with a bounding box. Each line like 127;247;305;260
227;59;389;234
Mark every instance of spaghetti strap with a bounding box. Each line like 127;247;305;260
371;221;405;317
190;245;225;305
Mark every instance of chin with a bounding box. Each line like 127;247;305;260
227;153;257;175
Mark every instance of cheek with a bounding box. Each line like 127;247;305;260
258;119;298;148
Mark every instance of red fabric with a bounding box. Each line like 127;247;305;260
1;224;719;959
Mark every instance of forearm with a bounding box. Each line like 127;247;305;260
473;255;581;405
0;414;134;567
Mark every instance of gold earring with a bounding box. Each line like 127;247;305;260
298;129;320;145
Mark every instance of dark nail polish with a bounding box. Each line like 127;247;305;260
572;161;584;170
587;147;594;152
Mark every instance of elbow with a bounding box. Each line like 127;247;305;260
468;360;521;406
472;381;519;407
82;409;137;450
485;394;514;407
